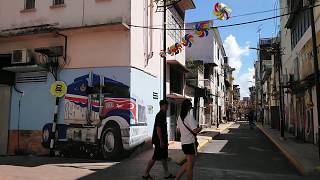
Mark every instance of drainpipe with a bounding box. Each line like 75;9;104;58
13;84;23;153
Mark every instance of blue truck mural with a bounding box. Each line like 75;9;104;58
42;70;153;160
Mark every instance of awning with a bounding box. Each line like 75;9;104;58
167;60;190;73
167;93;189;101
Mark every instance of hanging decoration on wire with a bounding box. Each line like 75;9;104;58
156;2;231;57
214;2;232;20
194;22;210;37
168;43;183;56
181;34;194;47
160;21;210;57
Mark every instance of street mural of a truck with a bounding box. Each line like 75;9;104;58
42;72;148;159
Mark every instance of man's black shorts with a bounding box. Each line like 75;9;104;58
182;143;196;155
152;145;168;160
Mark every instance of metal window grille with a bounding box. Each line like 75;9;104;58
25;0;35;9
16;71;47;83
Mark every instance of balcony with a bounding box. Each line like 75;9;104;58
204;79;212;89
285;0;304;28
259;38;272;46
262;61;273;82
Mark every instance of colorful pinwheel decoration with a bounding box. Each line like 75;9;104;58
214;2;232;20
181;34;194;48
160;50;166;58
194;22;210;38
168;43;183;56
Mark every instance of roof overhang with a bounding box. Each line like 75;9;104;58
176;0;196;11
2;64;46;72
205;62;218;67
0;21;129;39
167;93;190;102
167;60;190;73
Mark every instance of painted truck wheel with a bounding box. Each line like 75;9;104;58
42;123;52;148
100;125;123;160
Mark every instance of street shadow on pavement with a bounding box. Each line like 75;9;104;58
0;155;107;167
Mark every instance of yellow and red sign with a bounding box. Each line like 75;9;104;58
50;81;67;97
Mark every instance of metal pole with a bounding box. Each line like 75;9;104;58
163;0;167;100
309;0;320;159
216;75;219;128
50;72;59;157
259;44;264;125
276;44;285;137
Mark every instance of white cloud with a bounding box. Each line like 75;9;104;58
223;35;253;98
223;35;249;76
237;68;255;97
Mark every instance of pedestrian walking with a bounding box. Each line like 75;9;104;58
248;109;255;129
143;100;175;180
175;99;202;180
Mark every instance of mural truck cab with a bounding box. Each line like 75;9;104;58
42;72;148;160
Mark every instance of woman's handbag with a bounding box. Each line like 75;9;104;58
182;120;199;149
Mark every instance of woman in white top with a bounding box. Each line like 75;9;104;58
175;99;202;180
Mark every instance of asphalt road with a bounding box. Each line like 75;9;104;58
0;122;319;180
193;122;319;180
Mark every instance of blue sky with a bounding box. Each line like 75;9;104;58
186;0;280;97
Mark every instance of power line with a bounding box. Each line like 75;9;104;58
128;3;320;30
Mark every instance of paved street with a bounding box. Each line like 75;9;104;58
193;122;319;180
0;122;319;180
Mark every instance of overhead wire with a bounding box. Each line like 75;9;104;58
128;3;320;30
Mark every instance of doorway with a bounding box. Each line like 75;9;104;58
0;85;11;155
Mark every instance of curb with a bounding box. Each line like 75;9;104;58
256;124;306;176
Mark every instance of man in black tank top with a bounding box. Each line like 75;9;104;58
143;100;175;179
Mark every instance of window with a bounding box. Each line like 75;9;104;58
167;8;183;42
25;0;35;9
53;0;64;5
291;11;310;49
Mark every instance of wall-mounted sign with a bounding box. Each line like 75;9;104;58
50;81;67;97
147;105;154;114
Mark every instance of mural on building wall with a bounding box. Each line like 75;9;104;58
42;71;149;159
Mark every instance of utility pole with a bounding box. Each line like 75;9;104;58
275;42;285;137
163;0;167;100
308;0;320;159
216;81;219;129
257;27;264;126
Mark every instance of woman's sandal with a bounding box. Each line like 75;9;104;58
142;174;154;180
164;174;176;179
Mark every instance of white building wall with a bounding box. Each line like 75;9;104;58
0;0;130;30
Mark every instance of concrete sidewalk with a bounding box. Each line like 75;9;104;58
169;122;235;165
257;124;320;176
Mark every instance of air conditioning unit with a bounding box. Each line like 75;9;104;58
11;49;31;64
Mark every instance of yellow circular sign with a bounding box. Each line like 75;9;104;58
50;81;67;97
